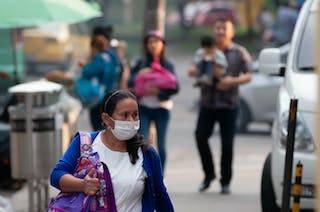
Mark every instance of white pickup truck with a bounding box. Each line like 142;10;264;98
259;0;318;211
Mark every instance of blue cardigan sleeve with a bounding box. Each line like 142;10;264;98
50;134;81;189
149;148;174;212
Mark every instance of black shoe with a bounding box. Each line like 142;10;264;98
220;184;231;195
198;177;214;192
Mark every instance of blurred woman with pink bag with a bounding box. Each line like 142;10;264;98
129;30;179;170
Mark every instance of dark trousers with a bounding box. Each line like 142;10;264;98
139;106;170;169
195;106;238;186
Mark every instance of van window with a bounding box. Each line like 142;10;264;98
297;12;317;72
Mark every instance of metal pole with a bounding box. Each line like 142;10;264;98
26;93;35;212
37;179;42;212
281;99;298;212
44;179;49;211
292;161;303;212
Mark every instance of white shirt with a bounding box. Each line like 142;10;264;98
92;132;146;212
140;96;173;110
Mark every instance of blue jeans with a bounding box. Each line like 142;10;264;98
139;105;170;169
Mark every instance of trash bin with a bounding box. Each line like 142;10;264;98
8;80;64;211
9;104;63;179
9;81;64;179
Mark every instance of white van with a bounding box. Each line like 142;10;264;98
259;0;318;211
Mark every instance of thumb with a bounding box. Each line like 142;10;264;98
87;169;96;178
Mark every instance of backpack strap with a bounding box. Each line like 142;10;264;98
78;131;116;210
79;131;94;156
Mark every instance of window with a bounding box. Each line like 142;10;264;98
297;12;318;72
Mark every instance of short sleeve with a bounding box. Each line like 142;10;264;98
239;46;253;73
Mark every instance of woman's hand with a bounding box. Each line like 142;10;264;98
188;66;198;77
213;66;225;79
78;61;86;67
216;76;235;91
145;83;160;96
137;68;151;76
83;169;100;196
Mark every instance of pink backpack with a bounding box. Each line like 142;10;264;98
48;132;117;212
134;61;177;97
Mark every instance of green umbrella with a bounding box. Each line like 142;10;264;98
0;0;102;28
0;0;101;84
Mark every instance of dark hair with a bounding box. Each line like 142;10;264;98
102;90;148;164
91;35;107;52
200;36;215;48
92;25;113;41
143;34;166;64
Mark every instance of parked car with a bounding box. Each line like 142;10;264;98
183;1;237;27
193;1;237;27
23;23;90;75
237;43;289;132
23;24;73;72
260;0;317;210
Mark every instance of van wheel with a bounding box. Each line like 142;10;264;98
261;153;280;212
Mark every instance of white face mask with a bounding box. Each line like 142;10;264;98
110;119;140;141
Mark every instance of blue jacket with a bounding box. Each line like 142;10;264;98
82;50;120;93
50;132;174;212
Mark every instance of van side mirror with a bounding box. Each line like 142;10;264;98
259;48;285;76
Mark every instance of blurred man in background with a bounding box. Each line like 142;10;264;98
191;19;252;194
263;1;300;46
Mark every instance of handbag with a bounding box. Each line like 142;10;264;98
48;132;117;212
134;61;177;97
